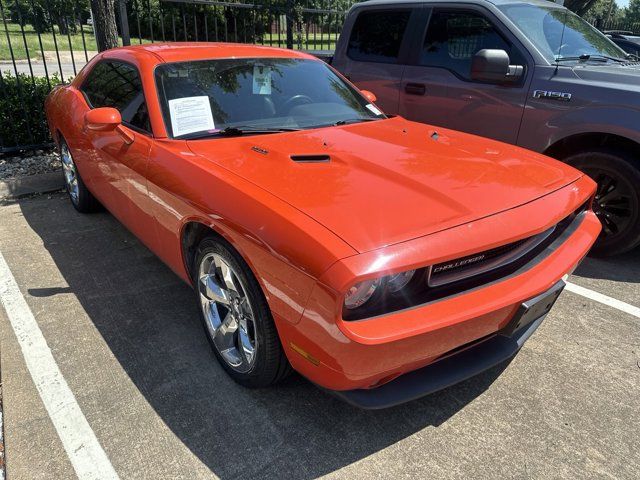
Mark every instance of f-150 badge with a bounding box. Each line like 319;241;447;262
533;90;572;102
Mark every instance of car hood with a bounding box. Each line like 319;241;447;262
188;117;581;253
572;62;640;92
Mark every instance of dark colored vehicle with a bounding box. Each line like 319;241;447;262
607;33;640;58
325;0;640;256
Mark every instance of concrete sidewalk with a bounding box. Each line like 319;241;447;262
0;193;639;479
1;51;97;78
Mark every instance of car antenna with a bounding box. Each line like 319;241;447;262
555;8;569;73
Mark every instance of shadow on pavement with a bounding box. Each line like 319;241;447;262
19;195;509;479
573;247;640;283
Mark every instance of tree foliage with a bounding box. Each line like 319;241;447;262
564;0;602;16
626;0;640;24
6;0;90;34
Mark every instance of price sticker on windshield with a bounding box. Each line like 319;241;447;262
168;96;215;137
253;66;272;95
366;103;383;116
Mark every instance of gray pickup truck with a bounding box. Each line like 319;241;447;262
324;0;640;256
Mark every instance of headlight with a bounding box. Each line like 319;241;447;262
387;270;415;292
344;278;381;310
343;269;417;310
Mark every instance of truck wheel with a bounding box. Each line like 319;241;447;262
193;235;291;387
565;148;640;257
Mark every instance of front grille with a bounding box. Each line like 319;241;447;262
428;226;555;287
343;201;589;321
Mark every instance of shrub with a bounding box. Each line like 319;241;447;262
0;72;63;151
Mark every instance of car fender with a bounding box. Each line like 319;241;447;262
520;100;640;154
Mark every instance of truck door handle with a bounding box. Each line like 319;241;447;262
405;83;426;96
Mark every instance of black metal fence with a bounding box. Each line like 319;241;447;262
0;0;356;152
586;17;640;35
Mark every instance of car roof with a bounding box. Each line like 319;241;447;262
356;0;561;8
109;42;316;64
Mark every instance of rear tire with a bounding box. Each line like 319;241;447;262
564;148;640;257
193;235;291;387
59;139;100;213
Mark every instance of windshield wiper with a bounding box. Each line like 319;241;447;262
333;118;379;126
556;53;627;63
180;126;301;139
217;126;301;136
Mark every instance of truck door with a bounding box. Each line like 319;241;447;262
332;7;416;115
400;7;532;144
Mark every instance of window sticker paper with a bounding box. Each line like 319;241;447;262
168;96;215;137
253;66;272;95
366;103;383;116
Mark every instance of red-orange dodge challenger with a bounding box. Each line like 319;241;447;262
45;43;601;408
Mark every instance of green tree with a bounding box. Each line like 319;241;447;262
626;0;640;23
6;0;89;34
564;0;601;16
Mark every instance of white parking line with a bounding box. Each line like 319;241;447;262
0;251;119;480
566;281;640;319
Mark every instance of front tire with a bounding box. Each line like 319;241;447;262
59;139;100;213
193;235;291;387
565;148;640;257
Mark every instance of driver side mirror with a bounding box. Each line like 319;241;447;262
361;89;377;103
84;107;135;145
85;107;121;131
471;49;524;83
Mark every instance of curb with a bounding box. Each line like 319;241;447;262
0;172;64;200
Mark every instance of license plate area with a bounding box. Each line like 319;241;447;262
503;280;565;336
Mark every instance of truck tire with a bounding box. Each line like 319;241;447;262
565;148;640;257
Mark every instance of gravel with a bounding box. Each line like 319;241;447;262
0;150;61;180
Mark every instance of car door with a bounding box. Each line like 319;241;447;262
80;60;157;245
400;7;532;144
333;7;416;114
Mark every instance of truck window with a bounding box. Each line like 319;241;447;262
420;10;523;80
347;10;411;64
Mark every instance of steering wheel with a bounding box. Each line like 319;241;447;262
281;94;313;113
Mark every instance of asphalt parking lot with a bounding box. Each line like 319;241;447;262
0;192;638;479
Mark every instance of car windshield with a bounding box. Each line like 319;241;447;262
155;58;385;139
499;4;627;63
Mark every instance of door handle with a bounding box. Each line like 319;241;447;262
405;83;426;96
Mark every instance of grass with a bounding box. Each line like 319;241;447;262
0;22;99;60
1;22;340;61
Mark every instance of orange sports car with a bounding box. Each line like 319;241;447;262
45;43;601;408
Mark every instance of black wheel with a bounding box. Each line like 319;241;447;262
59;139;101;213
565;148;640;257
193;235;291;387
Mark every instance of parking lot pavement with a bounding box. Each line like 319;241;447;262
0;193;639;480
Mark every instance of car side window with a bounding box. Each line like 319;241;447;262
347;10;411;64
420;10;525;80
82;61;151;133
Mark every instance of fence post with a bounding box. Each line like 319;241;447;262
285;0;294;49
119;0;131;46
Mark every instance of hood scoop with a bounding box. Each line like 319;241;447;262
290;154;330;163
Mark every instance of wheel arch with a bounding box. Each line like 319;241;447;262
544;132;640;168
180;220;264;292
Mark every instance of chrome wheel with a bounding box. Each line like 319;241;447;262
60;143;79;204
198;252;258;373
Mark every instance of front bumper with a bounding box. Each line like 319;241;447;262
328;281;564;409
275;176;600;400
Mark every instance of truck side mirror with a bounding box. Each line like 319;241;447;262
471;49;524;83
